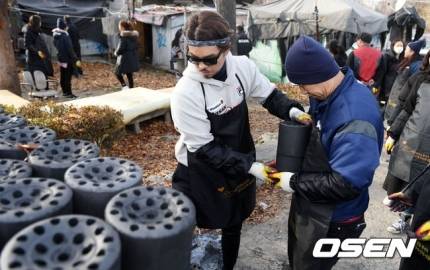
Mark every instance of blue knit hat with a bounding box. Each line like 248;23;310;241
57;18;67;30
285;36;340;85
408;39;426;55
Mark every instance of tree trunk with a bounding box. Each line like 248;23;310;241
215;0;237;55
0;0;21;96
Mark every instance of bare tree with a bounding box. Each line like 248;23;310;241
0;0;21;96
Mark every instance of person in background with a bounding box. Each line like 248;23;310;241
383;50;430;234
389;176;430;269
53;18;80;99
64;16;82;76
171;11;309;270
24;15;53;79
170;28;185;77
380;40;405;104
328;40;347;67
114;20;140;90
385;53;430;269
236;25;252;57
270;35;383;270
384;39;426;126
347;32;384;95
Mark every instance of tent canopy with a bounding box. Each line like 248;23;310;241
247;0;388;40
17;0;107;43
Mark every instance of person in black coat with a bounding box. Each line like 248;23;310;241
53;18;80;98
328;40;347;67
65;16;82;76
387;165;430;269
236;25;252;57
114;20;140;89
380;40;405;103
24;15;53;78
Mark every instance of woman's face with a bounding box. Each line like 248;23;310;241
393;41;404;55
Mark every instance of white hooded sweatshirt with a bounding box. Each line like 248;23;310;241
171;53;276;166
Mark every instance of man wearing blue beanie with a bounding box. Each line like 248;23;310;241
268;36;384;270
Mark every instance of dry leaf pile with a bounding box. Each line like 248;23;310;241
106;119;178;181
53;62;176;95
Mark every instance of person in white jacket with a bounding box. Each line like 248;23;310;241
170;11;310;270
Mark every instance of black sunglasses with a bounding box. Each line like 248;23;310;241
186;51;223;66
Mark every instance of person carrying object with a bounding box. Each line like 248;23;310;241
64;16;83;76
170;11;310;270
268;35;383;270
24;15;53;79
53;18;80;99
383;50;430;235
385;163;430;269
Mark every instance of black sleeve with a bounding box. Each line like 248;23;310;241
388;76;421;139
387;103;402;126
388;110;411;140
402;85;419;115
387;77;413;125
404;165;430;206
289;171;361;203
64;37;78;62
193;139;255;180
347;53;359;79
115;38;127;56
373;56;385;88
24;31;38;53
262;89;304;120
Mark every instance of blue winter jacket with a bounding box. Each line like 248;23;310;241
309;67;384;222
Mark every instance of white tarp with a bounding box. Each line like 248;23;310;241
0;90;30;108
247;0;388;40
62;87;172;124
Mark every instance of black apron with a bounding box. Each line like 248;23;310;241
174;74;256;229
288;125;336;270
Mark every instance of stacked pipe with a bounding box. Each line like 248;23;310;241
105;186;196;270
0;110;198;269
65;157;143;218
28;139;100;180
0;159;32;182
0;126;56;160
0;178;73;250
0;215;121;270
0;113;26;132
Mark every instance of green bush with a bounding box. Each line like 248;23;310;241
1;101;125;149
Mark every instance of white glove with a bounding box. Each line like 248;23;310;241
269;172;295;193
289;107;312;125
248;162;275;183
